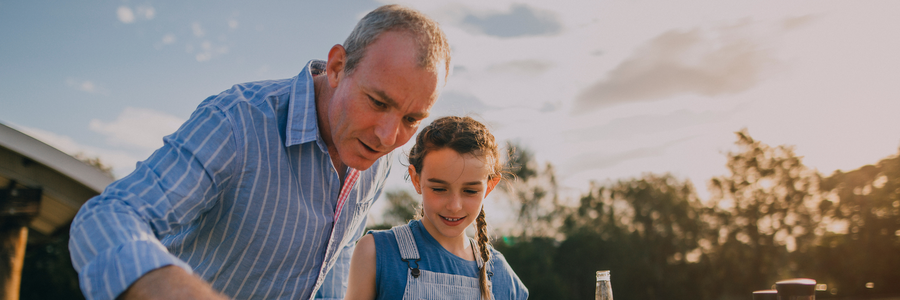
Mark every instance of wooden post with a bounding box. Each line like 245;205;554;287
2;227;27;300
1;182;41;300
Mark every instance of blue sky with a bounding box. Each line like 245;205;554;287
3;1;900;225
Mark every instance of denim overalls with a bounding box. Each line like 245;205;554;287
391;224;494;300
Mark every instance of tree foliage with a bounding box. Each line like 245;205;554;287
73;153;114;179
366;189;420;231
494;131;900;300
500;142;565;238
705;129;824;297
814;152;900;297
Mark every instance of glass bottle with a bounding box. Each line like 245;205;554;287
595;270;613;300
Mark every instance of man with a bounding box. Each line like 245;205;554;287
68;5;450;300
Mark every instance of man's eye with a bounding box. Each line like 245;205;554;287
405;117;420;125
369;97;387;108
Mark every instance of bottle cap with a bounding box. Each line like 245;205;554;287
596;270;610;281
752;289;778;300
775;278;816;296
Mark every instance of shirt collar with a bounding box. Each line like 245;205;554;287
285;59;327;147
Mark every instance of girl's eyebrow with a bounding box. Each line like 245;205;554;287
426;178;483;186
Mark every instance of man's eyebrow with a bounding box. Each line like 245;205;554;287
372;89;430;119
372;89;397;107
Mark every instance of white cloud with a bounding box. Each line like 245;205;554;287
89;107;185;150
192;40;229;62
196;52;212;62
136;5;155;20
117;6;135;24
192;22;205;37
456;4;562;38
118;5;155;24
65;78;108;95
575;23;778;112
228;19;239;30
186;22;231;62
162;34;176;45
80;81;94;93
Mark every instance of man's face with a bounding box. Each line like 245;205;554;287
325;31;443;170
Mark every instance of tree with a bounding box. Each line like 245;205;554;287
558;174;708;300
816;150;900;297
500;142;564;238
73;153;114;179
706;129;824;297
382;189;419;226
367;189;419;231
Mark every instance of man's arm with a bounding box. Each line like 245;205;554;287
118;266;229;300
69;104;239;300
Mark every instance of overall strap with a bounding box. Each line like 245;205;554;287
391;224;420;260
391;224;421;278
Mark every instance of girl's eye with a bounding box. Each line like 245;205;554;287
431;188;447;193
464;189;479;195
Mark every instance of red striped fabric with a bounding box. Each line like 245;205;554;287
334;168;360;221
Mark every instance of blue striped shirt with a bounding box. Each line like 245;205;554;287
69;60;390;300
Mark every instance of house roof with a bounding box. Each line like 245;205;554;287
0;122;113;234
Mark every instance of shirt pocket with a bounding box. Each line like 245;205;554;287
352;197;375;223
344;197;375;242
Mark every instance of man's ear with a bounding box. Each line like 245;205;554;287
326;44;347;88
409;165;422;194
484;176;502;197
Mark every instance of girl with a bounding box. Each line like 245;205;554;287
344;116;529;300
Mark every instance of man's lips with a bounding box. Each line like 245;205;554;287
359;140;385;156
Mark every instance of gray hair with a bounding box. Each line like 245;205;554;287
343;5;450;78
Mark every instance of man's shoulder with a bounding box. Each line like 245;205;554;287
199;77;297;111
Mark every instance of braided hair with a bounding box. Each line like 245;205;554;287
408;116;503;300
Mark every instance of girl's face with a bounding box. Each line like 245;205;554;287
410;147;500;245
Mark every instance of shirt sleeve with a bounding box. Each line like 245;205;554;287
313;239;356;300
314;211;371;300
68;104;240;300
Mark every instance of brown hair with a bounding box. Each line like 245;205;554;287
343;4;451;78
408;116;502;300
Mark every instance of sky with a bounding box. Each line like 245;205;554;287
3;0;900;225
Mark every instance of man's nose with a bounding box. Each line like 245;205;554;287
374;116;400;148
